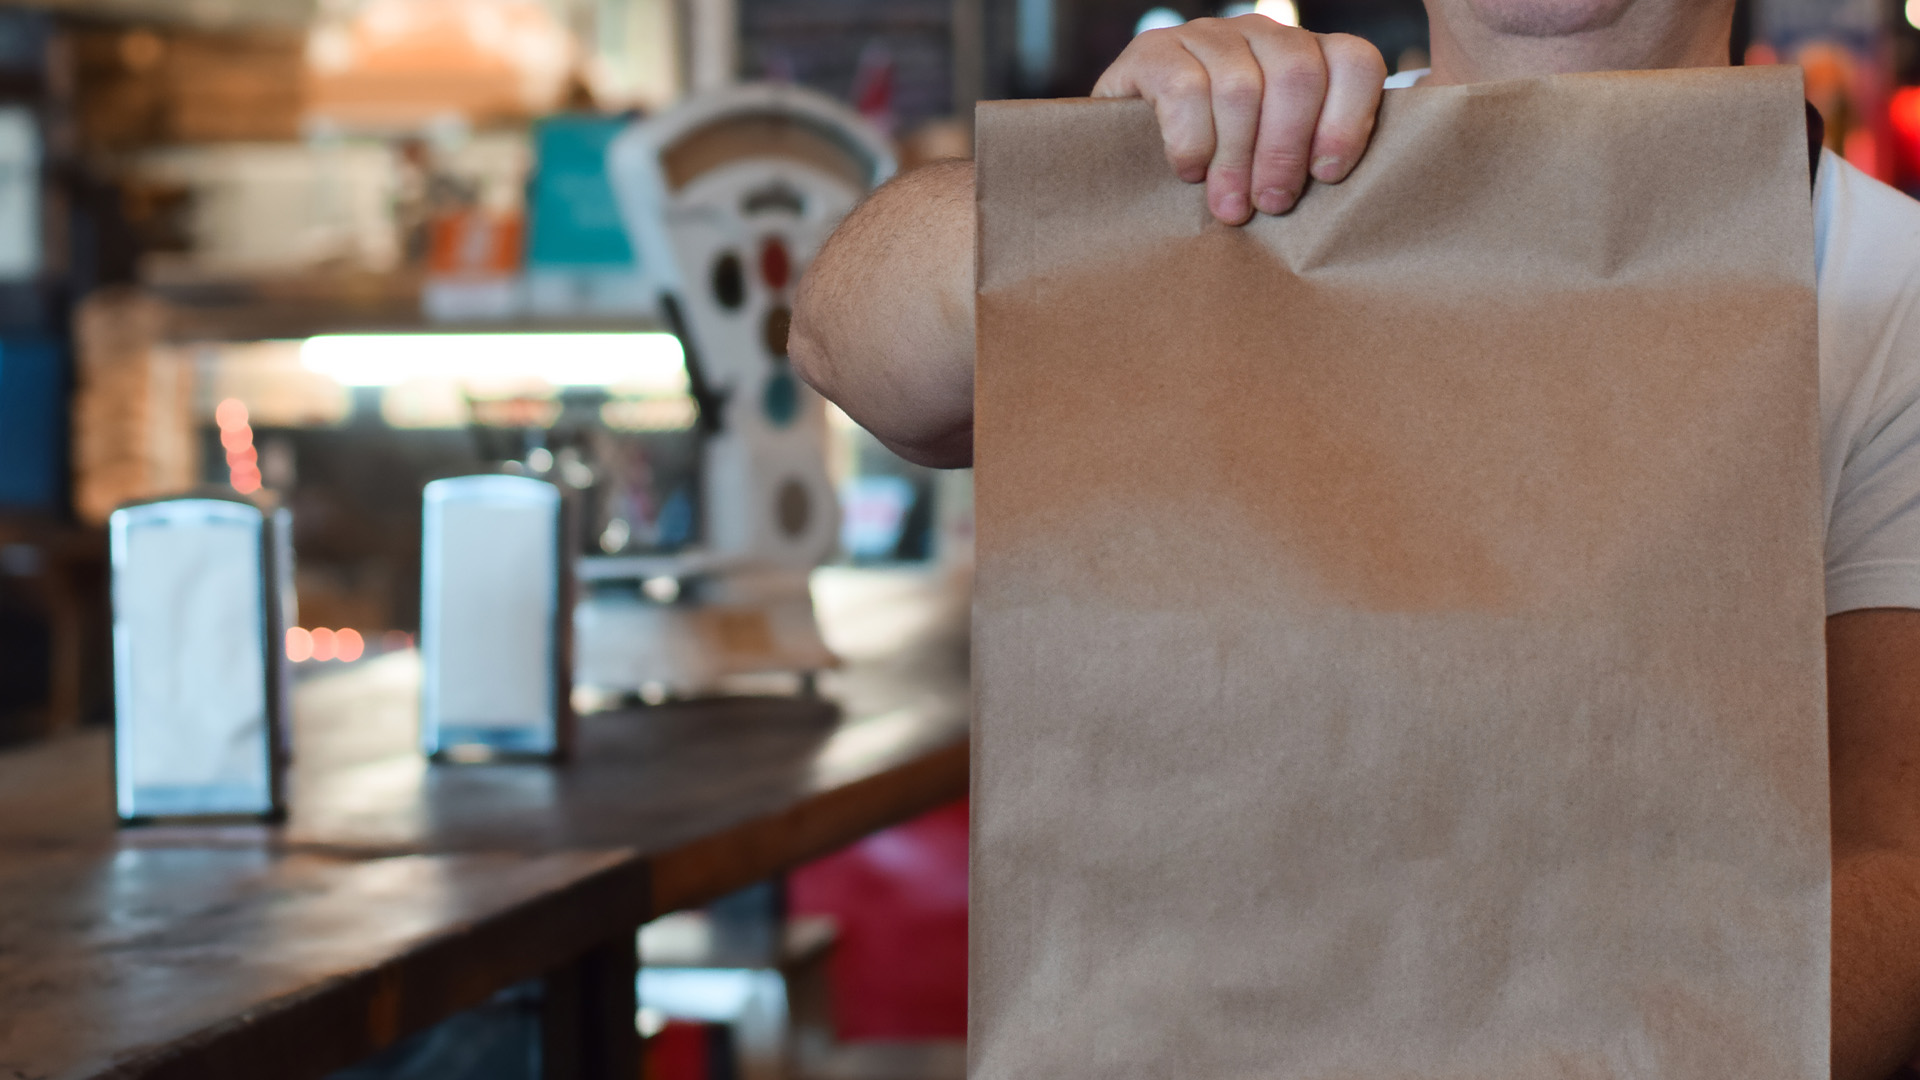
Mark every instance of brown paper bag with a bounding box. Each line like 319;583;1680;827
972;68;1827;1079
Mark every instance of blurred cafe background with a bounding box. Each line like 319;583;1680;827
0;0;1914;1078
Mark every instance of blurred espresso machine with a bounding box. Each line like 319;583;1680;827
574;84;895;698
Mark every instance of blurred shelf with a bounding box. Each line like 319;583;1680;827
24;0;312;30
138;272;663;342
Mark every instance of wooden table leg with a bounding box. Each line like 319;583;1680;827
542;933;640;1080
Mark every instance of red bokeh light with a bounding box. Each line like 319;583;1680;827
1893;88;1920;175
215;398;249;430
288;627;366;662
221;399;261;493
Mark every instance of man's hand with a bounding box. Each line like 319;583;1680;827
793;19;1391;467
1093;15;1388;225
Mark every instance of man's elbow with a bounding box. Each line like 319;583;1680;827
788;305;836;405
879;424;973;470
791;316;973;469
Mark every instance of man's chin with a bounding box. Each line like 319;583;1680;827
1461;0;1637;37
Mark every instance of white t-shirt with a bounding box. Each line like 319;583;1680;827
1384;69;1920;614
1812;148;1920;613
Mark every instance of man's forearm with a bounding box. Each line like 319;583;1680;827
1828;610;1920;1080
1836;849;1920;1080
791;160;977;468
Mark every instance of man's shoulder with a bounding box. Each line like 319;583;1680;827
1817;152;1920;396
1818;151;1920;293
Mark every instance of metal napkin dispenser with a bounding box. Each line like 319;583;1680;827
420;474;572;761
110;497;289;822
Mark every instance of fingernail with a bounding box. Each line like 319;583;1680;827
1179;165;1207;184
1311;156;1345;182
1255;187;1296;215
1212;189;1250;223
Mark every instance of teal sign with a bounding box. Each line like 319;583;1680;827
527;114;638;270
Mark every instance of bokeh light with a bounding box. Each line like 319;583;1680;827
288;627;372;662
1255;0;1299;26
216;397;262;494
214;398;249;430
1134;7;1184;34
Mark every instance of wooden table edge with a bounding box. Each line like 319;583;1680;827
647;736;970;914
89;850;650;1080
267;728;972;918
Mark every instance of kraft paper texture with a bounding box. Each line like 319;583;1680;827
972;67;1827;1079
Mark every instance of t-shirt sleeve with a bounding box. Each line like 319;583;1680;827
1825;288;1920;615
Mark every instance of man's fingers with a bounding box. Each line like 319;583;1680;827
1308;33;1387;183
1094;19;1388;221
1241;21;1327;216
1095;33;1216;184
1182;25;1270;224
1152;59;1220;185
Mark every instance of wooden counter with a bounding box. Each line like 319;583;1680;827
0;567;972;1077
0;632;968;913
0;846;645;1080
